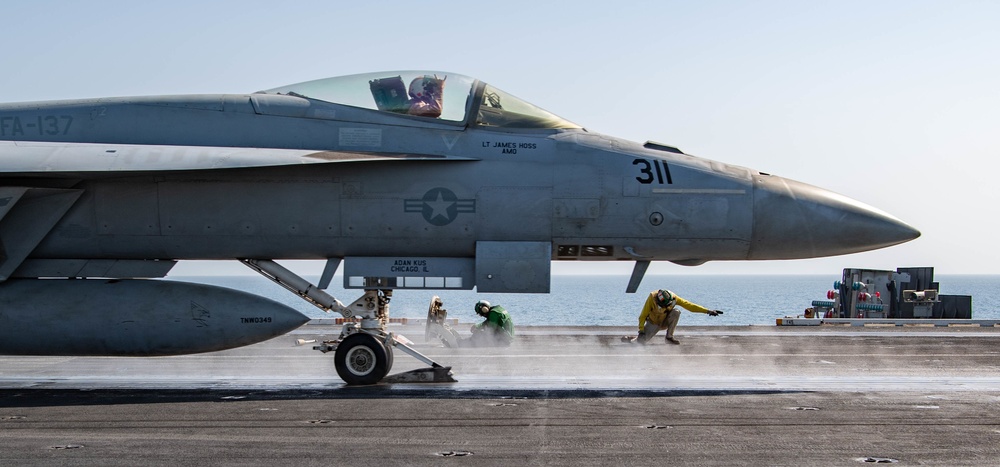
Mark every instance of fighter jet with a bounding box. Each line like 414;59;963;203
0;70;918;384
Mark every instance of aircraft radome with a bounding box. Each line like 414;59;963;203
0;70;919;384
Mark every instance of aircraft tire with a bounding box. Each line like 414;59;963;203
334;333;389;385
383;340;394;375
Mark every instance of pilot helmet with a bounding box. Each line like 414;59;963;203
474;300;491;317
409;75;444;100
654;289;675;308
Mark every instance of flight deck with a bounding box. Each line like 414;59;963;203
3;323;1000;392
1;324;999;465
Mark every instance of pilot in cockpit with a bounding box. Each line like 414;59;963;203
369;74;445;118
406;75;445;118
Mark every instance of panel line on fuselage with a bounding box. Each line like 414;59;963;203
651;188;747;195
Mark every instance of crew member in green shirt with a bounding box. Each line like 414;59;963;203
468;300;514;347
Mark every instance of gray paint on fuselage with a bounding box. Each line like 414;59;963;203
1;78;919;270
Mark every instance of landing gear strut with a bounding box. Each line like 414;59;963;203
239;259;453;385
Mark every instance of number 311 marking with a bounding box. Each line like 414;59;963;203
633;159;673;184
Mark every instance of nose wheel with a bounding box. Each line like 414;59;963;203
334;333;391;385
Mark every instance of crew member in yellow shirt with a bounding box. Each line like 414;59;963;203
625;289;723;344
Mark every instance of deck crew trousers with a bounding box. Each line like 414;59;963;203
637;308;681;342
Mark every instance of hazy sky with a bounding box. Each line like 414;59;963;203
2;1;997;277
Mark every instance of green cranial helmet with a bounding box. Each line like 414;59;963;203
474;300;491;317
655;289;675;308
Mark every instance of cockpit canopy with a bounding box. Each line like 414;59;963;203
261;70;581;130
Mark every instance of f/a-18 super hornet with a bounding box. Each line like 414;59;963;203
0;70;918;384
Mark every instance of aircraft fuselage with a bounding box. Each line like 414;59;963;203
1;93;762;266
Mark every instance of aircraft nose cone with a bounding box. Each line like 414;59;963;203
749;175;920;260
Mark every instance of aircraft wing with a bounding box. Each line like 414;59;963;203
0;141;478;173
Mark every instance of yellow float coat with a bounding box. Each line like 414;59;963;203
637;290;711;332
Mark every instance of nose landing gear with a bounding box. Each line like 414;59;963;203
240;259;453;385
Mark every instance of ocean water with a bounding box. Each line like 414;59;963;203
169;274;1000;326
